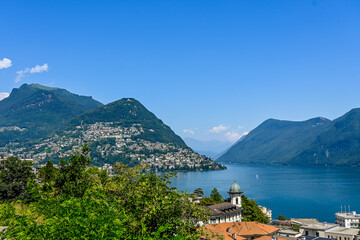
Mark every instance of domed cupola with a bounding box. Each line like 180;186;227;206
228;181;243;208
228;181;243;194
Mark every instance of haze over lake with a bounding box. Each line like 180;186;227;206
171;164;360;223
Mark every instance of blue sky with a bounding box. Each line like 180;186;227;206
1;0;360;142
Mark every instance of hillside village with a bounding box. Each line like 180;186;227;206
1;122;224;171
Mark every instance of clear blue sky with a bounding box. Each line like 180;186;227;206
1;0;360;142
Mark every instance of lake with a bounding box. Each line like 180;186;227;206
170;164;360;223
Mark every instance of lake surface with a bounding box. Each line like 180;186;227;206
169;164;360;223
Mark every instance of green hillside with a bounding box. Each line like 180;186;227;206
0;84;103;146
5;97;223;170
292;108;360;166
217;117;331;164
63;98;187;148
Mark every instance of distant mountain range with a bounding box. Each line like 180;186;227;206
0;84;224;171
218;110;360;167
183;137;234;159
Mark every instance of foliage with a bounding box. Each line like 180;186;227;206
241;195;269;223
0;146;208;239
293;224;300;231
0;157;35;202
209;188;223;204
193;188;204;198
54;145;92;197
199;188;224;205
199;197;214;206
278;215;287;221
38;160;58;190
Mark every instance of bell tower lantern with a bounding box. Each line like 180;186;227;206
228;181;243;208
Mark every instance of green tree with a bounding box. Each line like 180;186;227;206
54;145;91;197
0;147;209;239
0;157;35;202
210;188;223;203
241;195;269;223
278;215;287;221
199;196;215;206
39;160;59;190
193;187;205;198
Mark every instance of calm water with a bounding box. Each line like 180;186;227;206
169;164;360;223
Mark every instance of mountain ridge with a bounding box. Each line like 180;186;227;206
0;84;103;146
0;84;224;171
218;116;334;165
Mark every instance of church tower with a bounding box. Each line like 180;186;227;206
228;181;243;208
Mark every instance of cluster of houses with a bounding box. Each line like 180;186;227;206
199;182;360;240
2;121;222;171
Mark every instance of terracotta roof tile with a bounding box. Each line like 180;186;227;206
200;222;279;239
256;236;288;240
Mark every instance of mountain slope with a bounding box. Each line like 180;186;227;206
0;84;103;146
217;117;331;164
7;98;224;171
292;108;360;166
63;98;187;148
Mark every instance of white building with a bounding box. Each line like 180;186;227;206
259;206;272;221
299;222;360;240
336;212;360;228
207;181;243;224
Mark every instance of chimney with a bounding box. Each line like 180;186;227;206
232;233;236;239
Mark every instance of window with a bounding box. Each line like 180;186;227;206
305;231;309;236
236;198;238;205
316;232;319;237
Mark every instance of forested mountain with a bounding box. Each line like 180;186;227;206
218;117;331;164
62;98;187;148
0;86;224;171
291;108;360;166
218;109;360;167
0;84;103;146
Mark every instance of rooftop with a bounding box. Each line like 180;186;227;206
200;227;246;240
291;218;319;225
298;236;335;240
326;227;360;236
336;212;360;219
299;223;338;231
202;222;279;238
229;181;242;193
208;202;242;216
257;236;288;240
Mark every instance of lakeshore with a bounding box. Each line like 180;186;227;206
170;164;360;223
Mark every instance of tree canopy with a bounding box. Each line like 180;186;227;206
0;157;35;202
0;145;209;239
193;187;204;198
241;195;269;223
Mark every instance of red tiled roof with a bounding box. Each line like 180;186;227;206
256;236;288;240
200;222;279;239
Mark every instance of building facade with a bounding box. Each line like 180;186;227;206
299;222;360;240
336;212;360;228
208;181;243;224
